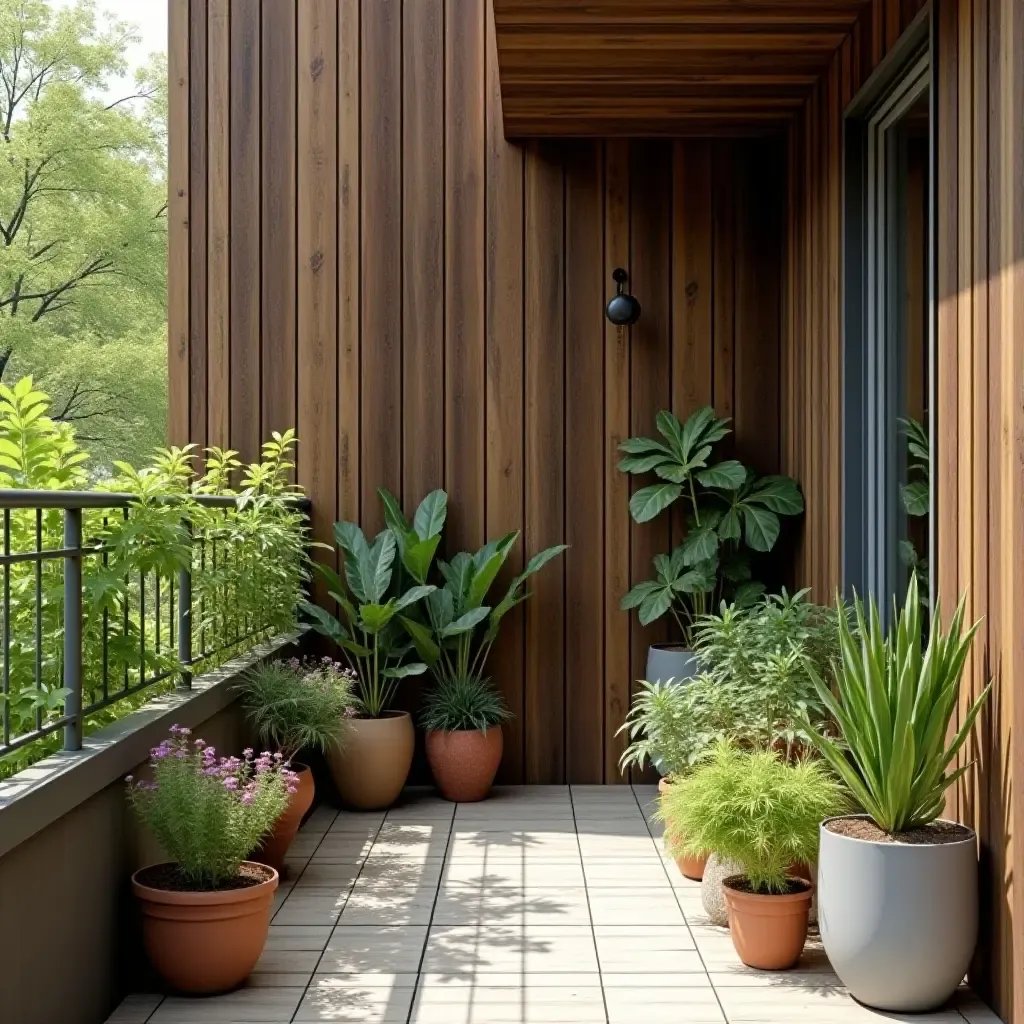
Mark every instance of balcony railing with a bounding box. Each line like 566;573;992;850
0;490;308;764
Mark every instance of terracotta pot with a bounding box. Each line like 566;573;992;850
723;874;813;970
132;862;278;994
426;726;503;802
327;711;414;810
251;764;315;875
674;851;708;881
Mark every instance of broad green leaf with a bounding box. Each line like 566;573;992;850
655;409;687;457
618;436;672;457
427;587;455;631
733;581;766;608
521;543;568;580
365;530;398;602
301;601;347;640
440;606;491;637
629;483;682;523
377;487;410;535
618;453;674;474
399;615;440;665
742;505;781;552
468;533;518;608
391;584;436;614
680;526;718;566
694;460;747;490
746;475;805;516
638;586;675;625
359;602;395;634
381;663;428;679
402;535;441;585
900;481;929;517
413;489;448;540
620;580;662;610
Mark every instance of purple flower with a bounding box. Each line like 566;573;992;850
169;724;191;737
241;792;254;805
193;738;206;750
223;777;239;791
151;744;169;760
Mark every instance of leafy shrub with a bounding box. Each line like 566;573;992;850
806;574;987;833
617;676;735;779
240;658;355;761
126;725;297;887
0;378;309;778
660;741;848;893
420;675;512;734
618;407;803;646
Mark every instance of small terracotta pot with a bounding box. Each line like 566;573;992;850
132;862;278;994
252;764;315;875
426;726;503;802
327;711;414;810
723;874;813;970
658;778;706;880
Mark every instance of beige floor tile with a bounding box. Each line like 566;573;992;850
441;859;586;888
294;975;418;1023
148;987;304;1023
301;807;340;834
246;972;317;988
594;925;703;974
578;835;660;858
604;984;726;1023
574;819;652;836
106;994;164;1023
308;835;375;862
583;859;673;888
328;813;387;834
273;887;349;926
423;925;599;975
432;887;591;926
410;980;606;1023
253;947;323;975
338;886;437;925
265;925;333;950
715;986;966;1022
954;989;1003;1023
587;890;686;926
355;857;444;887
318;926;428;974
294;862;363;888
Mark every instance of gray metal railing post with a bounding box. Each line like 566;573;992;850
62;508;83;751
177;519;193;689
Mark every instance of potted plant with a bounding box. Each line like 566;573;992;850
420;675;512;801
618;407;803;684
392;515;566;800
127;725;296;994
239;657;355;871
663;741;847;969
806;575;988;1012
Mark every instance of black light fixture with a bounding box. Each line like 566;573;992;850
605;268;641;327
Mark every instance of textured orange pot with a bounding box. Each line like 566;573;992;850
327;711;414;810
723;875;813;970
252;764;314;875
132;862;278;994
426;726;503;802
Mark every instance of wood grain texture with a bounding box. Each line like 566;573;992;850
187;0;208;450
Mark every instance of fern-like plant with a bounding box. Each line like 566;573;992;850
659;741;848;893
420;675;512;734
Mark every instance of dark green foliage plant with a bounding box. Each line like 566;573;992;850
619;407;803;646
419;675;512;734
805;574;988;833
240;658;355;761
127;725;296;887
659;741;849;893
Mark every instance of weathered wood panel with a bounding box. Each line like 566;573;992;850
173;0;786;786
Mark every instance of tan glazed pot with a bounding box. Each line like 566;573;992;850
723;875;813;970
252;764;315;875
426;726;503;802
327;711;414;810
132;862;278;994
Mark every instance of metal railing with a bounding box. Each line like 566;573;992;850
0;490;308;760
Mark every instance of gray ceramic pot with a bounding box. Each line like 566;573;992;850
645;645;697;686
818;816;978;1012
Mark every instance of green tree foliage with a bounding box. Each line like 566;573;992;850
0;0;167;466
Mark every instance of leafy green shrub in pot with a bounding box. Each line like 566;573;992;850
618;407;803;682
420;675;513;802
127;725;296;993
662;741;847;969
301;489;442;809
239;657;355;871
807;575;988;1011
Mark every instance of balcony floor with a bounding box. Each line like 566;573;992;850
109;786;997;1024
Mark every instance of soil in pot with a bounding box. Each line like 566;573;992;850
251;764;315;875
426;726;503;802
327;711;414;811
132;861;278;994
723;875;813;971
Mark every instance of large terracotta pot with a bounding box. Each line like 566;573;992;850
252;764;315;875
723;874;813;970
327;711;414;810
426;726;503;802
132;862;278;994
658;777;706;881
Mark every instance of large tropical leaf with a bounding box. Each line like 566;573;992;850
680;526;718;566
413;489;448;541
746;475;805;516
377;487;410;535
399;615;441;665
439;606;491;638
391;584;436;614
467;533;519;609
742;505;781;552
426;587;455;632
402;535;441;585
629;483;682;523
521;543;569;580
694;460;746;490
365;530;397;602
359;602;395;634
381;663;428;679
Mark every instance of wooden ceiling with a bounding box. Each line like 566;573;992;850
492;0;871;136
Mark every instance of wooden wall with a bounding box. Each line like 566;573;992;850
783;0;1023;1017
167;0;786;785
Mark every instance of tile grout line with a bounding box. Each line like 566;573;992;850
287;806;386;1024
569;785;612;1024
403;803;456;1024
631;783;731;1024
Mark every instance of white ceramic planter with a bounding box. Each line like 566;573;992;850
645;644;697;686
818;816;978;1012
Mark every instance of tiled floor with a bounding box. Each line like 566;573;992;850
109;786;1000;1024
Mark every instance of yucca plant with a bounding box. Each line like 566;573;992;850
659;741;848;893
805;574;989;833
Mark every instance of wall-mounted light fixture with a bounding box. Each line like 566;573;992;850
605;268;641;327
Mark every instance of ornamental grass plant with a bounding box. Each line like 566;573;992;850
660;740;848;893
127;725;297;887
419;674;512;734
240;657;356;761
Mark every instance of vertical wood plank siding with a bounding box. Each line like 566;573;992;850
783;0;1022;1017
169;0;785;785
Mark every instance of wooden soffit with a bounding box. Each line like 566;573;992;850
493;0;870;137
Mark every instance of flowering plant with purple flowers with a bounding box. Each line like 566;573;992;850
126;725;297;886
